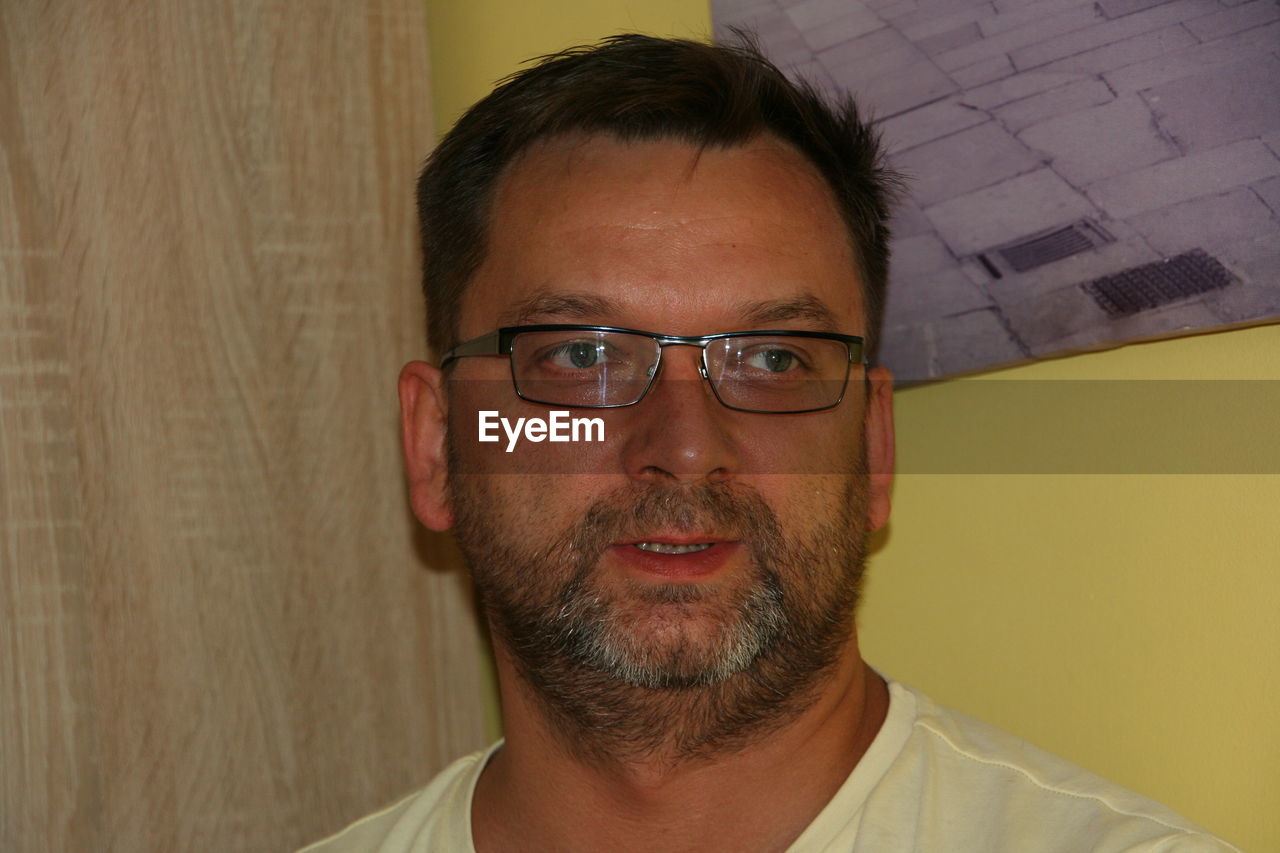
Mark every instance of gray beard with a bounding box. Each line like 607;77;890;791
449;459;870;764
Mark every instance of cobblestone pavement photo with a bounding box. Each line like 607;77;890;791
714;0;1280;380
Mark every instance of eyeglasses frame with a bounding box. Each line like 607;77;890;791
439;324;866;414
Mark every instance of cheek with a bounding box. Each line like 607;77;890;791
445;403;617;538
750;474;859;530
739;418;868;532
737;414;866;476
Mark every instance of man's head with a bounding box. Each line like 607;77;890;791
416;33;900;364
400;35;897;760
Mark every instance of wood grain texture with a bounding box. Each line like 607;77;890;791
0;3;488;851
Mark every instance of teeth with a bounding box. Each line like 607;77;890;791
635;542;715;555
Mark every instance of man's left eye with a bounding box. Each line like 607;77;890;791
745;348;800;373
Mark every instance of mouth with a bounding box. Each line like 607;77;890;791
633;541;716;555
610;536;741;579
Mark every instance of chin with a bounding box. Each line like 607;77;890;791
574;580;784;689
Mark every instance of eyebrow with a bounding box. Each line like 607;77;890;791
500;291;618;326
497;289;842;330
738;295;842;330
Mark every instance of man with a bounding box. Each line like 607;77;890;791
303;35;1236;852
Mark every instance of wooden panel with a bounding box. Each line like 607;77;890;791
0;3;488;851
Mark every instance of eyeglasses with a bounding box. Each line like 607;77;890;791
440;324;865;414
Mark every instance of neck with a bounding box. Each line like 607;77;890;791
473;633;888;853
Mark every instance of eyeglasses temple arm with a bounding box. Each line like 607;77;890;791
439;330;505;366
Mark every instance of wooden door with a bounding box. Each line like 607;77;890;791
0;4;487;850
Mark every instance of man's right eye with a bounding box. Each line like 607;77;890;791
544;340;609;369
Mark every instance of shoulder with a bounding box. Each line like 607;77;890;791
860;682;1240;853
295;743;498;853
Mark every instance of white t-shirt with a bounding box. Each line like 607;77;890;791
299;680;1239;852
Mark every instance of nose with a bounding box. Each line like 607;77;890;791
619;346;741;484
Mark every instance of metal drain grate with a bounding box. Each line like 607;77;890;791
977;219;1114;277
1082;249;1236;318
1000;224;1094;272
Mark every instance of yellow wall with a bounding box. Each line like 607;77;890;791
426;0;711;132
423;3;1277;848
865;325;1280;853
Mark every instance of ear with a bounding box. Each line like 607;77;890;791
863;365;895;533
398;360;454;531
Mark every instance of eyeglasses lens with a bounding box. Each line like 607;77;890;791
511;330;656;407
705;337;850;412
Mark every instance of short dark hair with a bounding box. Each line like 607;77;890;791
416;33;901;362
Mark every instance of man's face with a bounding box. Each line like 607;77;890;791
425;134;892;709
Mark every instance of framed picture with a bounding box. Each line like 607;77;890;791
714;0;1280;381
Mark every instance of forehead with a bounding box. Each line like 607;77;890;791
459;133;863;335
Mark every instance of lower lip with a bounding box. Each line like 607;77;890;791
608;542;741;579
